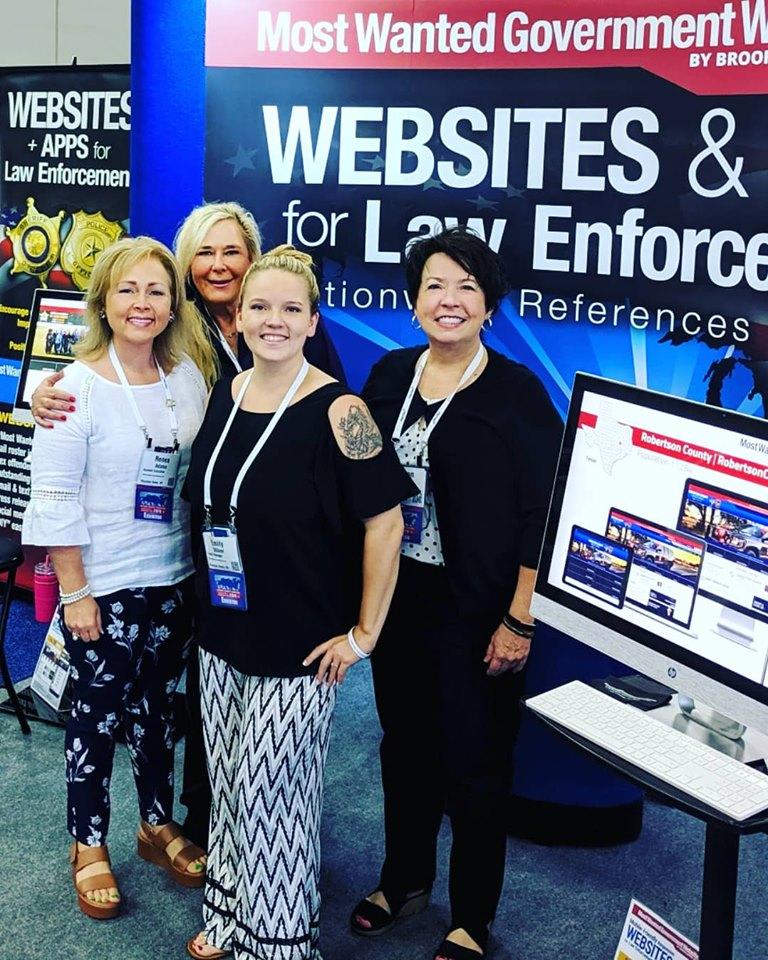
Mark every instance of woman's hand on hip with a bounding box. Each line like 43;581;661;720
484;623;531;676
63;596;102;642
303;633;366;686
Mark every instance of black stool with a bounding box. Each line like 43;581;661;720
0;538;28;735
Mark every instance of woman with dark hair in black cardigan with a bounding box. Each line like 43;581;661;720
350;227;563;960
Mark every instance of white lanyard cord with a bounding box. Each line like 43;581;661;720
202;302;243;373
203;358;309;525
108;342;180;447
215;325;242;373
392;343;485;448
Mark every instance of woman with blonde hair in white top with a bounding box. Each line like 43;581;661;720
22;236;216;920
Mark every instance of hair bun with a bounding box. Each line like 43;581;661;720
263;244;314;267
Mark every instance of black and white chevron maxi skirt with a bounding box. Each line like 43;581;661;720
199;649;337;960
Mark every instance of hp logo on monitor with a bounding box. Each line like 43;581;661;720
668;667;677;679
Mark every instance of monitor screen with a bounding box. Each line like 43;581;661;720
15;288;87;411
532;373;768;735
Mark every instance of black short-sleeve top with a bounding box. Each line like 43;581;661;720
184;377;414;677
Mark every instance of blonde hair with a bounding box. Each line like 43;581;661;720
174;201;262;287
76;236;218;385
239;244;320;312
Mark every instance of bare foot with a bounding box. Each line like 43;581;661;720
443;929;484;954
366;889;391;912
188;931;229;959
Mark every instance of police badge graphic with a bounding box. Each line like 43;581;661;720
61;210;125;290
7;197;65;285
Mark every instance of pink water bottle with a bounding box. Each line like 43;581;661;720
34;555;59;623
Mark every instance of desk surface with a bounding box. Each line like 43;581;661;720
527;703;768;834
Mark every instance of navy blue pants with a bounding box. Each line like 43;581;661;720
62;578;194;844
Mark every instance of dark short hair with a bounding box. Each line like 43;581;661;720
404;226;509;314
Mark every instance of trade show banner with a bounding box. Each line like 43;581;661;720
205;0;768;414
0;66;129;573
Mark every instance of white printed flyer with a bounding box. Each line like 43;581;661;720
615;899;698;960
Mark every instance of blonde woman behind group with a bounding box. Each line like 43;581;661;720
22;236;216;919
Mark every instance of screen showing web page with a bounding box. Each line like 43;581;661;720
605;510;705;629
548;387;768;686
22;294;87;402
562;526;631;608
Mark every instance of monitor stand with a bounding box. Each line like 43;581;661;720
648;693;768;764
676;694;747;741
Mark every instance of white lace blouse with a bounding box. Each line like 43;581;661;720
22;357;206;597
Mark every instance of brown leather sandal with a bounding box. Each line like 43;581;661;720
69;842;121;920
137;820;206;888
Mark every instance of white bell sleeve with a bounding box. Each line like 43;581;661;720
22;401;90;547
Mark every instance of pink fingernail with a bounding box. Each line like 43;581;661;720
69;406;76;412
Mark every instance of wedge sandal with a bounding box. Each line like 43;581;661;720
137;820;206;888
69;842;121;920
350;886;431;936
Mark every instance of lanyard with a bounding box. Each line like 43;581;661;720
203;358;309;526
203;303;243;373
392;343;485;448
215;325;242;373
108;342;179;448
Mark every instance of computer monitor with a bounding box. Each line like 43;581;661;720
13;288;88;425
531;373;768;737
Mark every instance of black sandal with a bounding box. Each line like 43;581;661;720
433;925;490;960
350;886;431;936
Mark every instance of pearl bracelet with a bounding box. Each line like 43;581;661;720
59;583;92;605
347;627;370;659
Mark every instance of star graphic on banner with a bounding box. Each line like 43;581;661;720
359;155;385;170
504;185;526;199
423;178;446;191
225;145;257;177
455;162;471;177
467;195;499;211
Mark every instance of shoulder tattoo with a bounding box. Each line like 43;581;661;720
337;403;383;458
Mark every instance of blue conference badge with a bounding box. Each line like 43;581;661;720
208;568;248;611
134;484;173;523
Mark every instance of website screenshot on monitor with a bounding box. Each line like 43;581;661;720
550;391;768;686
23;295;87;402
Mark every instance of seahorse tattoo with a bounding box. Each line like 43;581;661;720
338;404;383;458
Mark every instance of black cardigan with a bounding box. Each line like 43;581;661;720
363;346;563;626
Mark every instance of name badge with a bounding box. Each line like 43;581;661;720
134;446;180;523
402;465;428;545
203;525;248;611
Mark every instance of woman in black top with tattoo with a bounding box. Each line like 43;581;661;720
183;245;413;960
350;228;563;960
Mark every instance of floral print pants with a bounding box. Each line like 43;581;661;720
62;578;195;845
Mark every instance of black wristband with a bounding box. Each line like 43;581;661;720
503;613;535;637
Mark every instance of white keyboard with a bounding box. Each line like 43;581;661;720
527;680;768;821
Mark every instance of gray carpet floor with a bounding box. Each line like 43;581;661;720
2;661;767;960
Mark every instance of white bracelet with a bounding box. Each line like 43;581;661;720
59;583;91;605
347;627;370;659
